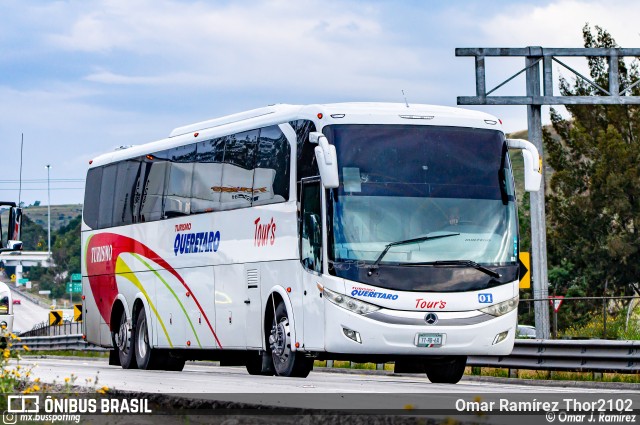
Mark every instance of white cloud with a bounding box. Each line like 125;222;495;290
5;0;640;205
480;0;640;47
45;0;428;94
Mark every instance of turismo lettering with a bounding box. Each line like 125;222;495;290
174;231;221;256
415;298;446;309
91;245;113;263
254;217;276;247
175;222;192;232
351;289;398;300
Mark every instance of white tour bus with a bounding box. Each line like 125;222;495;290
82;103;541;383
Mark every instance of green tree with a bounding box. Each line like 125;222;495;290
19;215;47;251
546;25;640;306
36;215;82;299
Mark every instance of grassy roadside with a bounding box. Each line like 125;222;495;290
312;361;640;384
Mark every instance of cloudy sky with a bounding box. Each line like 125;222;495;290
1;0;639;205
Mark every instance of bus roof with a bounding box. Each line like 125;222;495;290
88;102;503;168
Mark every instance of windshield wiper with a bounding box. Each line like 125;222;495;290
407;260;501;279
368;233;460;275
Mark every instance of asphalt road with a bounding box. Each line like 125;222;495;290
11;289;51;333
19;357;626;397
8;357;638;425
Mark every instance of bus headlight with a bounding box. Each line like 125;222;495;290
323;287;381;315
479;295;519;317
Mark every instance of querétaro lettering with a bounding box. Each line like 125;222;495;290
174;231;221;256
351;289;399;300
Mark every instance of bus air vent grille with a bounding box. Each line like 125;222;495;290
247;269;259;289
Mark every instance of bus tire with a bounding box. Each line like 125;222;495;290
425;356;467;384
134;307;161;370
269;302;313;378
113;309;137;369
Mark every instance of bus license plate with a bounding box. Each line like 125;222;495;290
416;333;443;347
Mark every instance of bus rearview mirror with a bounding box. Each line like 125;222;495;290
0;205;23;252
506;138;542;192
309;132;339;189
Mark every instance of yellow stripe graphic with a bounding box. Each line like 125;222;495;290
131;253;202;348
115;257;173;348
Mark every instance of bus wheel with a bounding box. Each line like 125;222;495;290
113;310;137;369
269;302;313;378
425;356;467;384
134;307;161;370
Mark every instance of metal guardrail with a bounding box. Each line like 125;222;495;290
13;336;640;374
468;339;640;373
18;334;105;351
21;321;82;337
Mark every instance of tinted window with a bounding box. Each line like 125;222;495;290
83;167;103;229
161;145;196;217
113;160;141;226
254;125;290;204
138;156;167;223
219;130;258;210
98;164;118;228
192;138;225;213
325;124;505;200
290;119;319;197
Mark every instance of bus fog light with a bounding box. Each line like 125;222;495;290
492;330;509;345
342;327;362;343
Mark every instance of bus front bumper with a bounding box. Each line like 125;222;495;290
323;302;516;356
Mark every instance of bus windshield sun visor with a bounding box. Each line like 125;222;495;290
368;233;460;275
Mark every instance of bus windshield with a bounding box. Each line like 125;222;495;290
325;124;519;292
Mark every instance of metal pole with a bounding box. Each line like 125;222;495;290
46;165;51;258
603;279;609;339
525;48;551;339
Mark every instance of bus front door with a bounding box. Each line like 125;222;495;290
300;179;325;351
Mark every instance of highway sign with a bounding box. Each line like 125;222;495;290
549;296;564;313
18;278;29;284
519;252;530;289
71;273;82;282
66;282;82;293
49;310;63;326
73;303;83;322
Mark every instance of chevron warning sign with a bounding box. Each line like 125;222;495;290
49;310;62;326
74;303;83;322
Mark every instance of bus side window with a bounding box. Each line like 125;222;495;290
162;145;196;217
137;159;167;223
97;164;118;229
83;167;103;230
192;137;225;213
219;130;258;211
113;160;141;226
254;125;291;205
300;180;322;273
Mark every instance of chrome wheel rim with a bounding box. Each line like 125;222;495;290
270;317;291;364
136;315;147;360
116;312;130;353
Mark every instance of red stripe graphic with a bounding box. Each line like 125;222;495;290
86;233;222;348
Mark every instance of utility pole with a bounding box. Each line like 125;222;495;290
46;164;51;258
456;47;640;339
